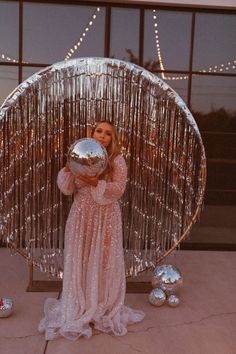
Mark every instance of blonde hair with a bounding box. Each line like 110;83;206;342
90;121;121;181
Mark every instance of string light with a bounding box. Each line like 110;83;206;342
152;10;166;80
1;53;29;64
152;10;235;81
64;7;100;60
1;53;18;63
1;8;235;78
199;60;236;74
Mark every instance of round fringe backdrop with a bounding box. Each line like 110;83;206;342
0;58;206;278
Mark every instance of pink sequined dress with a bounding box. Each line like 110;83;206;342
38;154;145;341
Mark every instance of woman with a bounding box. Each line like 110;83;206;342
38;121;145;341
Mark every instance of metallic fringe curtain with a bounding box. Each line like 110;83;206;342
0;58;206;278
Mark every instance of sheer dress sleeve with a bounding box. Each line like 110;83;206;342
57;169;75;195
90;154;127;205
57;168;88;195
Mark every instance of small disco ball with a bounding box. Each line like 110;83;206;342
167;294;180;307
152;264;183;295
0;298;14;318
148;288;166;307
67;138;108;176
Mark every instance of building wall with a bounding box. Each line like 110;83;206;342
0;0;236;250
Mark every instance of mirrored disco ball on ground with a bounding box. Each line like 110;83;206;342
152;264;183;295
167;294;180;307
148;288;166;307
67;138;108;176
0;298;14;318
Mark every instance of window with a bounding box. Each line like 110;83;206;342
0;1;19;63
0;66;18;105
110;8;139;61
191;75;236;132
144;10;192;71
23;3;105;64
193;13;236;74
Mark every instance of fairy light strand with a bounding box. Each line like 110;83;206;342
1;9;235;76
1;53;30;65
152;10;235;81
64;7;100;60
1;53;28;64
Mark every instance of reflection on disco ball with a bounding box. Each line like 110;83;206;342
167;294;180;307
67;138;108;176
148;288;166;307
0;298;14;318
152;264;183;295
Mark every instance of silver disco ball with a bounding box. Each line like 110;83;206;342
152;264;183;295
0;298;14;318
167;294;180;307
148;288;166;307
67;138;108;176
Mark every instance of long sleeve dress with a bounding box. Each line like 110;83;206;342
38;154;145;341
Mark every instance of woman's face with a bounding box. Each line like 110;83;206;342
93;122;113;148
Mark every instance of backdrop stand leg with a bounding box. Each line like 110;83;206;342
26;262;62;292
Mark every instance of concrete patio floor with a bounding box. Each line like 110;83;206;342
0;247;235;354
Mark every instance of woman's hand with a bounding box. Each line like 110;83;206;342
63;165;71;172
76;173;100;187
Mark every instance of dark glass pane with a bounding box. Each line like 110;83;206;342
193;13;236;74
191;75;236;132
22;66;45;82
163;74;189;104
144;10;192;71
0;1;19;63
110;8;139;62
0;66;18;106
23;4;105;64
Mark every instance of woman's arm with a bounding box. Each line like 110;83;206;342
90;155;127;205
57;167;75;195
